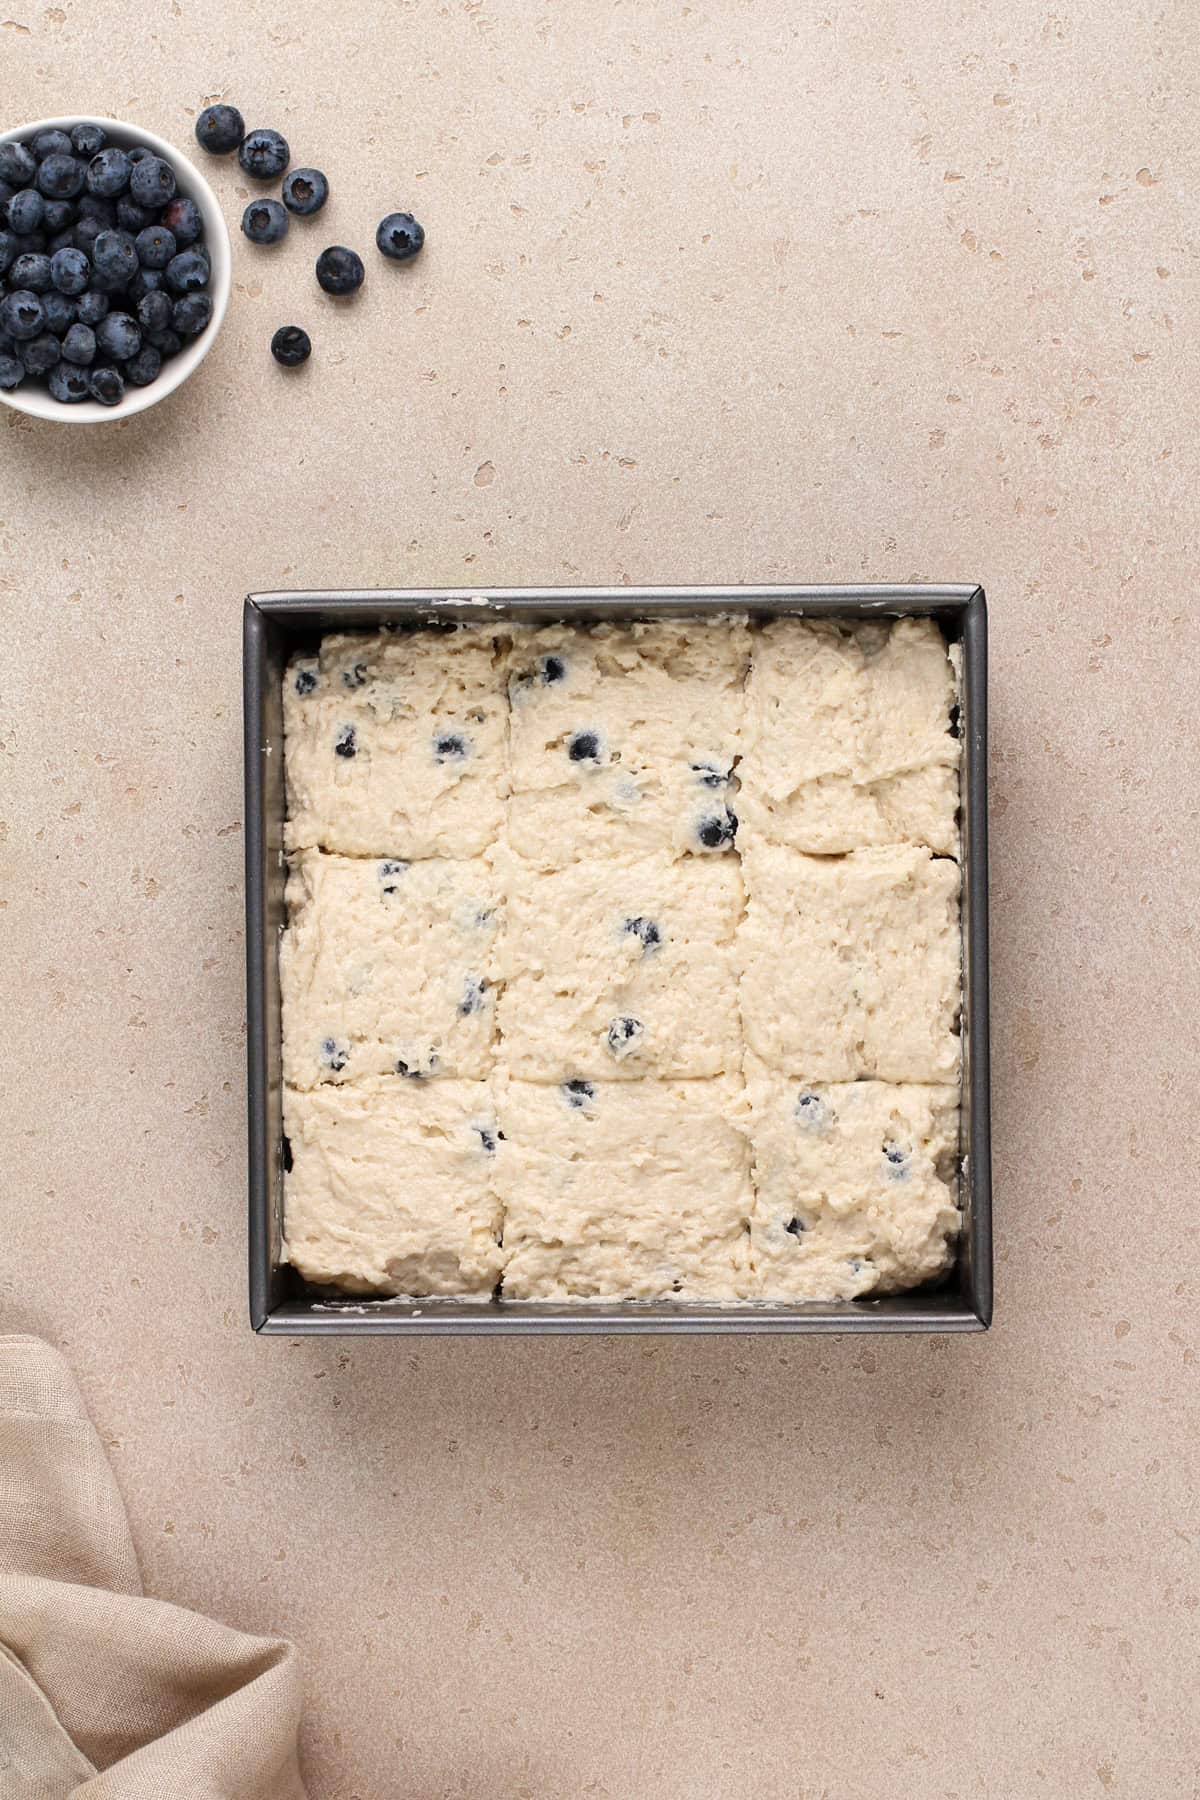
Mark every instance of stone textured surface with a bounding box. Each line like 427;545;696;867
1;1;1198;1795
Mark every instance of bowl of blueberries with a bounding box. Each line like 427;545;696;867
0;115;231;421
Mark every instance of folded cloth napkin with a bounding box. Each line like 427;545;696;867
0;1335;308;1799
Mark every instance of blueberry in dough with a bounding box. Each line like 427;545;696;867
542;654;566;683
606;1015;644;1057
697;809;737;850
395;1052;440;1078
378;859;407;895
459;974;490;1016
433;732;468;761
882;1142;909;1177
319;1036;349;1072
334;725;357;758
794;1091;827;1128
342;661;367;689
784;1215;807;1237
475;1124;499;1153
623;915;661;953
293;664;318;696
561;1079;595;1107
691;760;730;788
568;729;602;763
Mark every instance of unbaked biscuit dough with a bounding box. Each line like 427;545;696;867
280;849;500;1087
284;627;508;859
493;847;742;1080
283;1078;502;1295
742;1053;960;1300
494;1075;754;1300
505;617;749;867
740;842;961;1083
739;617;960;854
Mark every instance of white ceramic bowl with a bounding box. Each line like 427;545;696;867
0;114;231;423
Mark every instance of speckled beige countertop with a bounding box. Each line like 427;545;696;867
3;2;1198;1794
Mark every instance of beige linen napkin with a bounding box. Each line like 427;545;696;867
0;1335;308;1799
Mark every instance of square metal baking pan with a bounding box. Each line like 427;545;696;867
245;585;991;1335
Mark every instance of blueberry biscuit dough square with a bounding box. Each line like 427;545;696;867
284;627;509;859
283;1077;503;1296
739;843;961;1083
739;617;960;855
493;847;743;1080
280;849;501;1088
494;1075;754;1300
504;617;749;868
742;1053;961;1300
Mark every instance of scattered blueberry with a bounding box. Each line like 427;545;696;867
319;1036;350;1073
50;245;89;294
60;322;96;365
0;144;37;188
567;729;602;763
194;104;245;156
115;194;154;234
1;289;45;340
692;760;730;788
20;330;60;374
561;1079;595;1108
137;288;172;333
32;130;74;162
606;1015;644;1057
315;245;364;295
93;228;138;284
282;168;328;215
160;196;203;245
394;1053;438;1078
76;289;109;326
882;1142;910;1178
784;1215;808;1237
334;724;357;758
41;291;76;333
36;154;86;200
459;974;490;1016
623;915;661;953
542;654;566;683
135;224;176;269
697;810;737;850
341;660;367;688
95;311;141;361
7;189;44;235
794;1091;827;1128
47;359;88;402
238;128;290;180
377;858;407;895
0;351;23;389
171;292;212;336
10;252;52;293
164;247;209;293
434;732;468;762
271;324;311;367
70;123;106;159
87;364;124;405
375;210;424;261
125;343;162;386
242;198;288;246
293;663;319;696
948;703;961;740
474;1124;498;1154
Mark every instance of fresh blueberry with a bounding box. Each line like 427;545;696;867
0;230;15;277
50;245;89;294
160;196;203;245
623;915;661;953
375;211;424;261
282;167;328;215
315;245;364;295
165;247;209;293
271;324;311;367
128;266;165;304
0;290;45;340
95;311;140;361
41;198;74;232
70;123;107;159
47;228;75;256
128;155;175;209
36;154;86;200
136;288;171;333
293;663;319;696
697;810;737;849
567;729;602;763
341;661;367;688
10;252;52;292
135;224;176;269
459;974;490;1016
194;103;245;155
32;129;74;161
334;724;357;758
7;188;44;235
783;1215;808;1237
377;858;407;894
126;145;153;165
93;228;138;284
606;1015;644;1057
238;127;289;180
433;732;468;762
242;198;288;246
561;1079;595;1108
692;760;730;788
41;291;76;334
72;215;105;256
171;292;212;337
19;331;60;375
77;193;117;223
144;326;181;357
0;143;37;187
86;147;131;198
0;352;23;390
124;343;161;386
60;322;96;365
795;1091;827;1128
319;1036;350;1073
76;289;109;326
115;195;154;233
87;364;124;406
